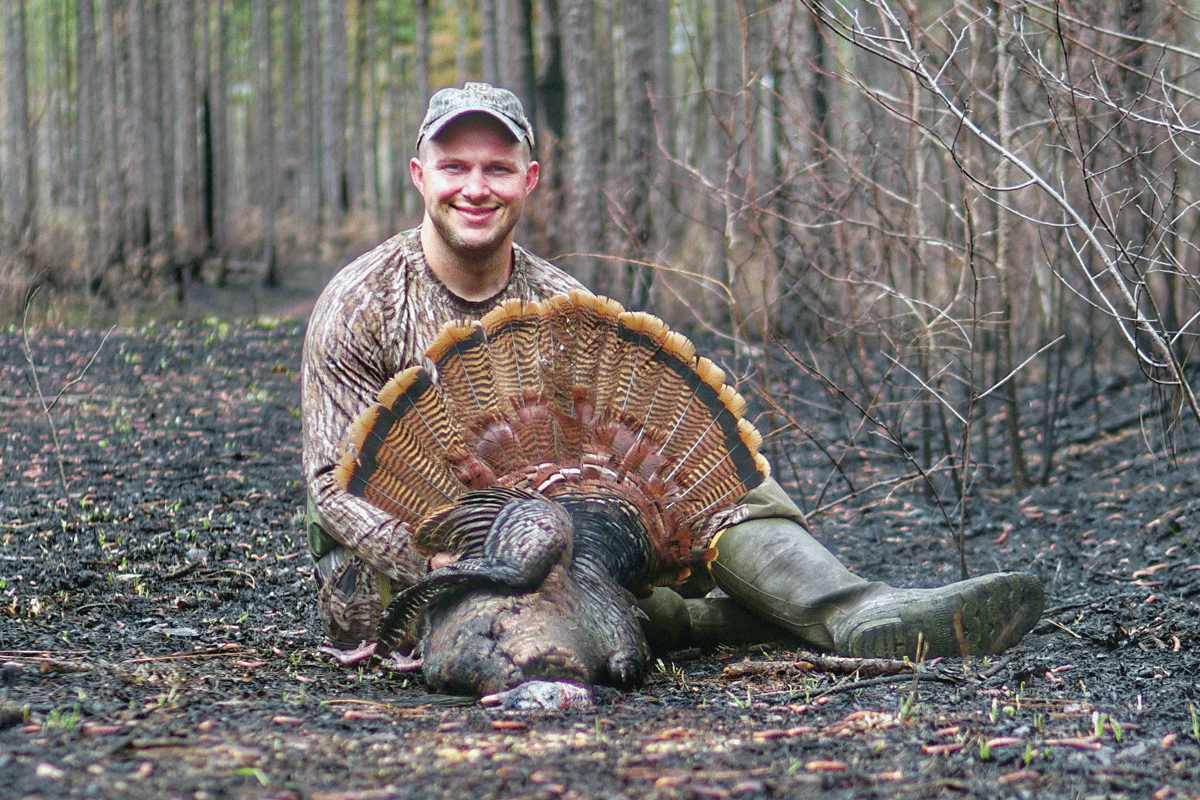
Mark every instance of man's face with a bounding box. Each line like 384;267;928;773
411;114;539;264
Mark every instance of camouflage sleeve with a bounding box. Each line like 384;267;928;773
300;245;428;587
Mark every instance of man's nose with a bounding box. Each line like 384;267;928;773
461;168;490;200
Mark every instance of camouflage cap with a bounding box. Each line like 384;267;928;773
416;82;535;151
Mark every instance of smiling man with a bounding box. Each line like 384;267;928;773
301;83;1044;674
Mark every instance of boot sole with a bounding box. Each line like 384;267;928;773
844;572;1044;659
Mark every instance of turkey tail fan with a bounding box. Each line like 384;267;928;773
336;291;769;590
591;311;768;529
653;358;771;527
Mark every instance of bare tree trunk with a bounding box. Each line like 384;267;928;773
562;0;605;291
620;0;654;309
480;0;499;84
385;6;408;229
144;0;172;285
126;0;150;255
650;0;679;251
993;6;1028;488
252;0;278;284
301;0;321;228
174;0;204;289
347;0;366;215
2;0;36;292
536;0;566;144
532;0;566;256
707;0;735;322
320;0;348;227
415;0;431;102
44;5;68;208
198;0;212;245
362;0;382;220
455;0;468;85
77;0;101;292
98;0;126;290
210;0;231;254
126;0;173;291
496;0;513;90
514;0;537;126
279;0;299;211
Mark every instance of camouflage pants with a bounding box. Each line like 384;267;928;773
306;495;397;648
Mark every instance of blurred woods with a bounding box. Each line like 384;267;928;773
3;0;1200;529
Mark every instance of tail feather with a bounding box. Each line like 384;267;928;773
335;368;468;524
479;298;544;408
480;299;574;465
543;291;625;405
336;292;769;588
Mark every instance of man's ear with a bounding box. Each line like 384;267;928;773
409;157;424;192
525;161;540;194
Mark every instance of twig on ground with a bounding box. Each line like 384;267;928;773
812;670;962;700
20;286;115;520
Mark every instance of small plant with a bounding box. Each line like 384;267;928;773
46;706;82;731
898;686;920;721
725;689;752;709
1092;711;1107;739
235;766;270;786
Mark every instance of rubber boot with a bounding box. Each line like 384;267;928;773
636;587;691;651
709;518;1044;659
637;586;792;650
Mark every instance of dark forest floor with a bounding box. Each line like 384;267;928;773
2;283;1200;800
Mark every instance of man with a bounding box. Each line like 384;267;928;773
301;82;1043;661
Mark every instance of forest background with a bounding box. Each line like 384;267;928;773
3;0;1200;531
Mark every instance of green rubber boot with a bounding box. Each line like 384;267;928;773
709;518;1044;659
637;587;792;651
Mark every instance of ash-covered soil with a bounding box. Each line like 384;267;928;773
2;314;1200;800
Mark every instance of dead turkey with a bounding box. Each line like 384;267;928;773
336;290;768;695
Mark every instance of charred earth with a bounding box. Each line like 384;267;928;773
2;316;1200;799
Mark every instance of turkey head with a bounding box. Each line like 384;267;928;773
336;291;768;696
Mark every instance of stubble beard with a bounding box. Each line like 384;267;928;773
429;204;518;267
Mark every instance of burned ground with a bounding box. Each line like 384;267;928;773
2;314;1200;800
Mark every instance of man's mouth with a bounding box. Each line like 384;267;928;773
454;204;498;224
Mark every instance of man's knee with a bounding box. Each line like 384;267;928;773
305;494;394;647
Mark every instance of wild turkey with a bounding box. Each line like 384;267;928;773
336;290;769;695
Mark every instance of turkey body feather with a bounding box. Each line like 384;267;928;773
335;290;768;691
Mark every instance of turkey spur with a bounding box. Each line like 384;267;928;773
336;290;768;695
